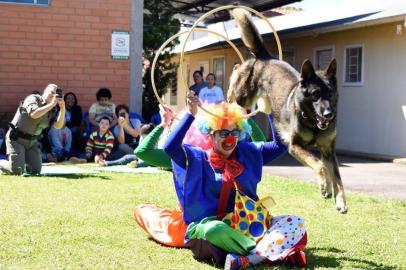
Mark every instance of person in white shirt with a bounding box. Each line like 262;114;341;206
198;73;225;104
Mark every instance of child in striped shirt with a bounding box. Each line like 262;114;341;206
85;116;115;163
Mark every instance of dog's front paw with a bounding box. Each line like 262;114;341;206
336;204;348;214
322;191;332;199
317;165;332;198
335;194;348;214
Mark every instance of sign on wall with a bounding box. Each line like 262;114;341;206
111;30;130;59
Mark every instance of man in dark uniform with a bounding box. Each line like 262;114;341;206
0;84;65;175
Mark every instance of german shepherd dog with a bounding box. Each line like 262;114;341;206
227;9;347;213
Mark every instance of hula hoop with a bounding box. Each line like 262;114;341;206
151;29;244;106
179;5;283;119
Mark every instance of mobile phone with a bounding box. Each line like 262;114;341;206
119;111;126;118
56;88;63;98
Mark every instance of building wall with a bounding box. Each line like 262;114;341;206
171;21;406;157
0;0;131;128
280;22;406;157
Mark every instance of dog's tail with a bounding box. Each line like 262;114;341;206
231;8;272;60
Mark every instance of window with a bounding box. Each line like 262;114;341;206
212;56;225;90
314;46;334;70
0;0;50;5
198;61;209;78
343;44;363;85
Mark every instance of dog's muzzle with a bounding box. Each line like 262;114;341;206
316;114;334;130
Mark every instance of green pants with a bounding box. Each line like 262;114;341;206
187;216;256;255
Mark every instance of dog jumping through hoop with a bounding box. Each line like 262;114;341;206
227;8;347;213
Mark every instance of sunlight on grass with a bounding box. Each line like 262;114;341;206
0;172;405;269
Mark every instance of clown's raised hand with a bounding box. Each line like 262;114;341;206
186;90;200;116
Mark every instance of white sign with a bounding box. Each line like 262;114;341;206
111;30;130;59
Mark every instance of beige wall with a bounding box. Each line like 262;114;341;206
169;21;406;157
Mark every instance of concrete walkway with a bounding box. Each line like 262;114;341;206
264;154;406;201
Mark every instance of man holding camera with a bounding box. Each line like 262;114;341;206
0;84;65;175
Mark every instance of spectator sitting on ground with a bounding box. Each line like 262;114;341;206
64;92;82;148
113;104;141;153
88;88;117;130
198;73;225;104
189;70;207;97
46;123;86;164
98;123;154;167
47;123;72;162
85;116;115;163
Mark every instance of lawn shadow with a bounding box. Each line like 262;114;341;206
55;174;112;180
23;174;112;180
224;247;398;270
303;247;398;270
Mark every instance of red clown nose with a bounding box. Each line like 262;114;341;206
224;135;237;145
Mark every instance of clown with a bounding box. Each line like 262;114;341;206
161;91;307;269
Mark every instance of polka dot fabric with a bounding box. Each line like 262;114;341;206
255;215;306;261
222;189;272;242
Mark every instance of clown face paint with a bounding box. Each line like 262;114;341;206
211;123;238;158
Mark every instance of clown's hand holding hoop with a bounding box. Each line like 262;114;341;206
186;91;201;117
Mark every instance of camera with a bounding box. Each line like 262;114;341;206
119;111;126;118
56;88;63;98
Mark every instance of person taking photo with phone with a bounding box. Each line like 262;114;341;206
113;104;141;155
0;84;65;175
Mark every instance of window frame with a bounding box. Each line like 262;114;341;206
0;0;51;6
342;44;364;87
313;45;335;71
212;56;225;90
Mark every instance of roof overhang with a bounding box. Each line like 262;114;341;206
174;0;406;54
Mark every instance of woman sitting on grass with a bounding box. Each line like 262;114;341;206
135;92;307;269
113;104;142;153
160;92;307;269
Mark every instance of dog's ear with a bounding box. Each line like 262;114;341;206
300;59;316;83
325;59;337;78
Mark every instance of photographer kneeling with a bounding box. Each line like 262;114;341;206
0;84;65;175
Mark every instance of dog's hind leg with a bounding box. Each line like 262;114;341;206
321;146;348;214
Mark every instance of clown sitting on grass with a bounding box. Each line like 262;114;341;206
138;91;307;270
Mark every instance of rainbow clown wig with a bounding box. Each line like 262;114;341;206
195;102;252;141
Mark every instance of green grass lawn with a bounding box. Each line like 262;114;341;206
0;171;405;270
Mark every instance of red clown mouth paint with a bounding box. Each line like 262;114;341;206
222;135;237;151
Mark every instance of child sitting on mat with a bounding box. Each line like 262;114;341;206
97;123;154;167
85;116;115;163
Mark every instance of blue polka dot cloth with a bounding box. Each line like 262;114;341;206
223;187;272;242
